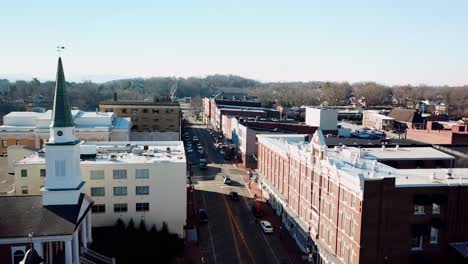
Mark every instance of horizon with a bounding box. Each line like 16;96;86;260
1;1;468;86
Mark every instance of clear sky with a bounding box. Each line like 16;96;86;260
1;0;468;85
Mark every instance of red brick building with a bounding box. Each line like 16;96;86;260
406;121;468;144
257;131;468;264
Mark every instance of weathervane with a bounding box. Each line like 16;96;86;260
56;46;65;56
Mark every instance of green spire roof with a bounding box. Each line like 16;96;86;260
50;57;74;128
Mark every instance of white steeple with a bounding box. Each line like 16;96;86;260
42;57;84;206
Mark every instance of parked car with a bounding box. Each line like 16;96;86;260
229;191;239;200
187;148;193;153
198;208;208;223
223;175;232;185
260;220;273;233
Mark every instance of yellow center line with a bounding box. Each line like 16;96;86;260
224;196;257;264
223;195;243;264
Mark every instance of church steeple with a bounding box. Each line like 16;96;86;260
50;57;74;128
43;56;84;206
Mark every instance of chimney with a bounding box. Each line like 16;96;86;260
113;92;118;101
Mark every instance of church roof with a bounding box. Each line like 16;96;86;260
50;57;74;128
0;194;93;238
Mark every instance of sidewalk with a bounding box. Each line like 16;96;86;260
233;161;307;264
183;186;203;264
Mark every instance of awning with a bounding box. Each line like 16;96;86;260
430;218;444;229
411;224;429;235
432;194;448;205
413;195;431;205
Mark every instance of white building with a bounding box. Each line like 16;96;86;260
0;57;99;264
304;107;338;130
0;109;131;155
14;141;187;237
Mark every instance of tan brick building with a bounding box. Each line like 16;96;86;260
99;100;181;133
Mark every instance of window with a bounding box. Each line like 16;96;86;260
91;204;106;213
113;169;127;179
20;169;27;177
113;186;127;196
351;195;355;208
152;109;159;114
350;218;355;238
348;248;353;264
121;109;127;114
114;203;128;212
414;205;425;215
430;228;438;244
91;187;105;197
136;202;150;212
143;109;148;113
432;203;440;214
339;240;344;257
411;235;423;250
1;140;7;148
135;169;149;179
12;247;26;264
90;170;105;180
136;186;149;195
55;160;66;177
21;186;28;194
40;169;46;177
16;139;20;145
340;212;345;229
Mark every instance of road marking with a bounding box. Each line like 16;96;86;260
223;195;243;264
224;195;257;264
201;192;218;264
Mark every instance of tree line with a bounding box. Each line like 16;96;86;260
0;76;467;119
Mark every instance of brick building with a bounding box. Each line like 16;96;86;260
257;131;468;264
99;98;181;133
405;120;468;144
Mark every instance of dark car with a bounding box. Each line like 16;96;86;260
229;191;239;200
198;208;208;223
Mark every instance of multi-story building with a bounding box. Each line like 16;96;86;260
0;56;100;264
13;141;187;237
222;116;319;168
362;110;395;131
0;109;131;155
257;131;468;264
99;98;181;136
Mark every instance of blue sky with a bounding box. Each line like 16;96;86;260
1;0;468;85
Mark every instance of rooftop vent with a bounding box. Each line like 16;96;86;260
166;147;171;153
110;154;117;161
144;145;149;151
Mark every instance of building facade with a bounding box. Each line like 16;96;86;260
13;141;187;237
0;57;98;264
257;131;468;264
0;109;130;155
99;100;181;134
362;110;395;131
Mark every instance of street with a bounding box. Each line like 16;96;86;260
185;121;292;264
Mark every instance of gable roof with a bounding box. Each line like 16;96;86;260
0;194;93;238
388;108;422;123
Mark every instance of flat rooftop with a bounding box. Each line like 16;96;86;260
16;141;186;165
100;100;180;106
360;147;455;161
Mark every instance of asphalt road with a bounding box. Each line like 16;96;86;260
185;123;291;264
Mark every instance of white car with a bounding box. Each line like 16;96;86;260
219;149;225;155
187;148;193;153
260;221;273;233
